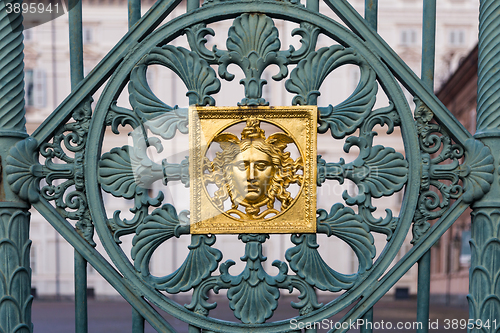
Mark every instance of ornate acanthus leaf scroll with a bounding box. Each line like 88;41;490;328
139;46;221;107
412;100;494;243
317;137;407;238
107;44;220;139
152;235;221;293
285;234;358;292
131;204;186;276
286;45;377;141
131;205;218;293
221;234;286;324
216;13;289;106
100;44;220;241
98;139;189;241
288;23;321;63
7;100;96;246
317;204;376;273
186;234;322;323
185;14;321;106
99;143;163;241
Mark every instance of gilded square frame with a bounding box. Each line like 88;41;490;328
189;106;317;234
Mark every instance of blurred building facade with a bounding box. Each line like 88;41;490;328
23;0;479;298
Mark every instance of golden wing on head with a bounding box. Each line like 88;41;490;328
267;132;294;151
212;132;240;150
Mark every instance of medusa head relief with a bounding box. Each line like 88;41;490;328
206;118;302;220
189;106;317;234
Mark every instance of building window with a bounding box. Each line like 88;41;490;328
83;26;93;44
459;230;471;266
23;29;33;41
400;28;418;46
30;245;36;275
25;69;46;108
449;29;466;46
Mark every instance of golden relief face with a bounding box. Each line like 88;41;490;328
230;147;274;206
206;118;302;220
189;106;317;234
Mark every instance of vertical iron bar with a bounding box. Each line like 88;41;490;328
68;0;88;332
360;307;373;333
51;10;61;301
361;6;377;332
364;0;377;31
416;250;431;333
75;251;88;333
128;0;141;28
417;1;436;332
132;308;145;332
69;0;83;87
127;3;146;330
186;0;199;12
0;0;32;332
131;301;145;332
470;1;500;332
421;0;437;89
306;0;319;12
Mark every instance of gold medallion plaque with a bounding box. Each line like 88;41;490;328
189;106;317;234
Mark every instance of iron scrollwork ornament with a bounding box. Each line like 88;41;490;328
7;99;96;246
412;99;494;243
93;11;412;325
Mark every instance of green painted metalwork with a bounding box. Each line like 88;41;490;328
74;252;88;333
128;0;141;28
469;1;500;332
187;0;199;12
306;0;318;12
364;0;377;31
361;4;376;331
68;0;90;332
69;0;84;89
469;202;500;333
0;0;27;134
0;0;32;332
132;308;145;332
416;250;431;333
476;0;500;138
82;8;421;330
416;1;436;331
0;0;498;332
359;307;373;333
0;206;32;333
127;5;146;331
421;0;436;90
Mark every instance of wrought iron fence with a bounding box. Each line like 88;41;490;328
0;0;498;332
